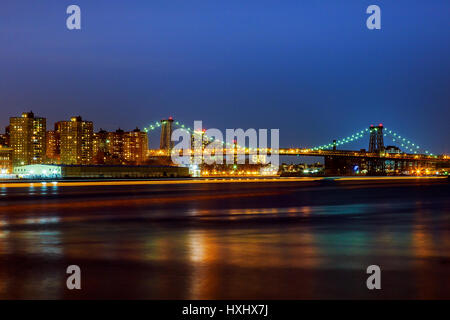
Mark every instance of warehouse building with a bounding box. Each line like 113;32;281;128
13;164;189;179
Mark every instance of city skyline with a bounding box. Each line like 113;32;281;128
1;109;448;154
2;109;447;153
1;1;449;154
1;111;151;170
2;110;448;179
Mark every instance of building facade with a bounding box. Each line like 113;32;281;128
57;116;93;165
107;128;125;164
0;126;9;147
13;164;189;179
9;111;46;166
124;128;149;165
46;129;60;163
0;146;13;173
93;129;110;164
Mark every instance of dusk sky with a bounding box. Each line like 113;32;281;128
1;0;449;152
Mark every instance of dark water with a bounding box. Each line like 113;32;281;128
0;178;449;299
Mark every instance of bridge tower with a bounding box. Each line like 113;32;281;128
368;124;384;153
368;124;385;175
160;117;174;152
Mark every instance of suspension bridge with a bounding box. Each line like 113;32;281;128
142;119;449;175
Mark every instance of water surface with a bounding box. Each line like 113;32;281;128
0;178;449;299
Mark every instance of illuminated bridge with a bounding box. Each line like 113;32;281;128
144;120;449;175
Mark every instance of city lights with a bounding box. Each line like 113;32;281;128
0;114;449;179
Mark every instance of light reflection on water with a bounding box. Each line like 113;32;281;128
0;181;449;299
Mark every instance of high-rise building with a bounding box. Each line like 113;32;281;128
57;116;93;165
0;146;13;174
93;129;110;164
102;128;149;165
0;126;10;147
191;129;210;151
46;129;60;163
160;117;174;151
124;128;149;165
9;111;46;166
108;128;125;164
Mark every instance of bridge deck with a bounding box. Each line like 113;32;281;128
148;149;449;162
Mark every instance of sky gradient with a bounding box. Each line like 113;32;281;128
0;0;449;152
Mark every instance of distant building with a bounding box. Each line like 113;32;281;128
124;128;149;165
57;116;93;165
279;162;324;176
93;129;110;164
0;146;13;173
13;164;189;179
46;129;60;163
13;164;61;178
9;111;46;166
0;126;9;147
107;128;125;164
385;145;401;154
160;117;174;151
251;154;268;164
100;128;149;165
191;129;210;151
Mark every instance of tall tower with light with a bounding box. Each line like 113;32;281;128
368;124;384;153
160;117;174;151
367;123;385;175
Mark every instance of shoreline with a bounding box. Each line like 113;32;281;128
0;175;447;188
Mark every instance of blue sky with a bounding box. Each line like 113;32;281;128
0;0;449;152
